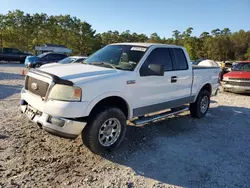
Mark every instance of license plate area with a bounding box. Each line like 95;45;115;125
25;105;37;120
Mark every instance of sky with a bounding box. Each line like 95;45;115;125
0;0;249;38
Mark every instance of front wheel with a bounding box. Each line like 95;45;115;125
82;107;127;154
189;90;210;118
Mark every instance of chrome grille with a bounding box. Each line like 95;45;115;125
226;81;250;87
229;78;250;81
25;76;49;98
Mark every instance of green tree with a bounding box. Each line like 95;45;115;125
211;28;221;36
245;47;250;59
221;28;231;36
147;32;161;43
0;10;250;61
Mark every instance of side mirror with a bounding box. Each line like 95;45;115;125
148;64;164;76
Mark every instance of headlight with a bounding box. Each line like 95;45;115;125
48;84;82;102
223;77;229;81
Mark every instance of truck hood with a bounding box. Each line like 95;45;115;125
39;63;119;83
224;71;250;79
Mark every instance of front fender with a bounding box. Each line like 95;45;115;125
84;91;133;119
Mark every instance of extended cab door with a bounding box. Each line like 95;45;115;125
133;47;179;116
170;48;193;99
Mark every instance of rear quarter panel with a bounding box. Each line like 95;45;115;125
192;67;220;101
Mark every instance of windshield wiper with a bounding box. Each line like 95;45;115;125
91;62;117;70
81;61;88;64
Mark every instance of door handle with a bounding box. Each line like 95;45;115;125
171;76;177;83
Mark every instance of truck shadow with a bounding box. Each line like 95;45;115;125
0;84;23;99
0;63;25;68
103;105;250;187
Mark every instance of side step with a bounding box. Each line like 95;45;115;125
132;106;189;125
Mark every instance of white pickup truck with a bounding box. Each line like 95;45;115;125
21;43;220;154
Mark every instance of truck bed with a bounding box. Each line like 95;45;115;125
192;65;221;70
191;65;220;97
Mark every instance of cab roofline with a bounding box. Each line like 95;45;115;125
109;42;182;48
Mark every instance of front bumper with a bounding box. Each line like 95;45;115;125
21;88;90;118
21;102;87;139
222;83;250;94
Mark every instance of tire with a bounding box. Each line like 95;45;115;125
189;90;210;118
82;107;127;154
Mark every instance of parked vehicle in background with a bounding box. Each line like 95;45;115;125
219;61;234;81
222;61;233;74
198;60;220;67
21;43;220;154
222;61;250;93
40;56;88;68
0;47;32;63
25;52;67;68
35;44;72;54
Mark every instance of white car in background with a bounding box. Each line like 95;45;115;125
198;60;220;67
40;56;88;68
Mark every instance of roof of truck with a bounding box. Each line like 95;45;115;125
69;56;88;59
110;42;182;48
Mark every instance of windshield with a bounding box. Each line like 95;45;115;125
74;58;87;63
233;63;250;71
84;45;148;71
58;57;77;64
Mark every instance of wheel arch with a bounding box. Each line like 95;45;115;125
85;92;132;119
194;83;212;101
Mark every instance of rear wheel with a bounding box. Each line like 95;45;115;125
189;90;210;118
82;107;127;154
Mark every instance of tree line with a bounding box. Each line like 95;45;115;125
1;10;250;61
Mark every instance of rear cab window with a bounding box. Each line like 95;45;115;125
170;48;189;70
3;48;12;54
12;48;21;54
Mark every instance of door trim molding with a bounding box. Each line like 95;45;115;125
133;96;195;117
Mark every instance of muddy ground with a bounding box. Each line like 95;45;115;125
0;64;250;188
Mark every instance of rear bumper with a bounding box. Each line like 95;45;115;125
222;83;250;93
212;88;220;96
211;83;220;97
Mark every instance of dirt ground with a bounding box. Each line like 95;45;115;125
0;64;250;188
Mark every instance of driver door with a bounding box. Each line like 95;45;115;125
132;47;179;116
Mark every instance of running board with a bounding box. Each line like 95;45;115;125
132;107;189;125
